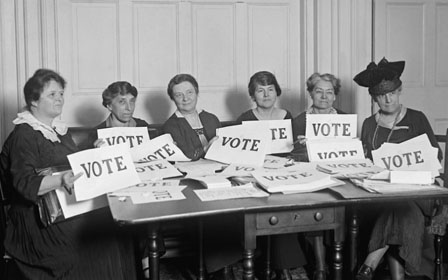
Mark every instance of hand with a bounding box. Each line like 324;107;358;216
61;171;83;195
204;136;219;153
93;138;106;148
294;135;307;145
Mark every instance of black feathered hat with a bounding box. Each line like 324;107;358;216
353;57;405;97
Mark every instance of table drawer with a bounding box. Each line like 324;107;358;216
256;208;335;229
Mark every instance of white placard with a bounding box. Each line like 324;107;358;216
243;119;293;154
130;134;190;162
305;114;357;139
129;185;186;204
307;139;365;162
97;127;150;148
55;190;108;218
134;159;183;181
221;164;262;177
372;134;441;177
68;144;141;201
205;124;270;166
193;183;268;201
390;170;432;185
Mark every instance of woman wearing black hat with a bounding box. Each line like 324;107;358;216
353;58;442;280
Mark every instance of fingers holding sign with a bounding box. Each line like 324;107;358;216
294;135;307;146
61;171;83;195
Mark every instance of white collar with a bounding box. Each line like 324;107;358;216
13;110;67;142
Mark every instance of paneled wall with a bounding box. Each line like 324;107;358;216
0;0;372;144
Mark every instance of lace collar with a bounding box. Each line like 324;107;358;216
13;110;67;143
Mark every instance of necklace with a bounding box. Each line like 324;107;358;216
372;105;402;150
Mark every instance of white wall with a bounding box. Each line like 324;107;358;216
0;0;373;145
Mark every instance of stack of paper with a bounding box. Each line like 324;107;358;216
316;159;384;179
251;168;341;194
351;178;442;194
191;175;232;189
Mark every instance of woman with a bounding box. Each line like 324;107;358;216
290;72;344;280
162;74;240;279
87;81;151;148
354;58;442;280
0;69;136;279
237;71;305;280
291;72;345;162
162;73;220;160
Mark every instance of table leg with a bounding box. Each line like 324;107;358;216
198;220;206;280
333;241;344;280
244;214;257;280
148;226;160;280
349;208;359;278
243;249;256;280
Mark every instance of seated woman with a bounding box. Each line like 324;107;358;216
354;58;442;280
162;74;240;279
0;69;136;280
237;71;306;280
291;72;344;280
85;81;150;148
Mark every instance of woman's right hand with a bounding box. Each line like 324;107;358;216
60;171;83;194
93;138;106;148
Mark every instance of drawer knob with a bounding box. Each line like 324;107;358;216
314;212;323;221
269;216;279;225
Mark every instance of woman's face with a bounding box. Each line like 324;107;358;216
107;93;136;123
31;80;64;120
253;84;277;109
310;80;336;110
376;88;402;114
172;81;198;114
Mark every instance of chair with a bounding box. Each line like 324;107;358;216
433;128;448;280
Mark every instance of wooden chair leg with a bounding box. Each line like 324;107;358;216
434;234;443;280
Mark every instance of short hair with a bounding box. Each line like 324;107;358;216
102;81;138;108
23;69;66;111
248;71;282;97
306;73;341;95
167;74;199;100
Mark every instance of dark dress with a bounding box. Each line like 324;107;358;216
360;108;441;279
291;108;346;162
0;124;136;280
236;109;306;269
162;110;221;160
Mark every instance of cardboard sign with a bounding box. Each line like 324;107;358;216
130;134;190;162
205;124;270;166
243;119;293;154
371;134;441;177
316;159;384;179
134;159;183;181
97;127;150;148
307;139;365;162
130;185;186;204
221;164;262;177
55;190;108;218
68;144;141;201
305;114;357;139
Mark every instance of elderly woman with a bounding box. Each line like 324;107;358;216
87;81;150;148
354;58;442;280
290;72;344;280
162;73;220;160
163;74;240;279
236;71;305;280
0;69;136;279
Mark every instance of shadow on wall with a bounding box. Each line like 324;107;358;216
224;87;252;120
73;103;106;127
145;91;173;124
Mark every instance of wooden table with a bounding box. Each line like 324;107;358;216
108;179;448;280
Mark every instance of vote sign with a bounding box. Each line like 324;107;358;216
307;139;365;162
68;144;140;201
97;127;150;148
134;159;183;181
130;134;190;162
243;119;293;154
305;114;357;139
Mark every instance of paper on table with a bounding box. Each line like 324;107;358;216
390;170;432;185
129;134;190;162
109;180;181;196
130;185;186;204
68;144;141;201
263;155;295;169
134;159;183;181
221;164;262;177
242;120;293;154
353;179;442;194
205;124;270;166
316;159;384;179
175;159;227;176
97;127;150;148
190;175;232;189
193;183;268;201
307;138;364;162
